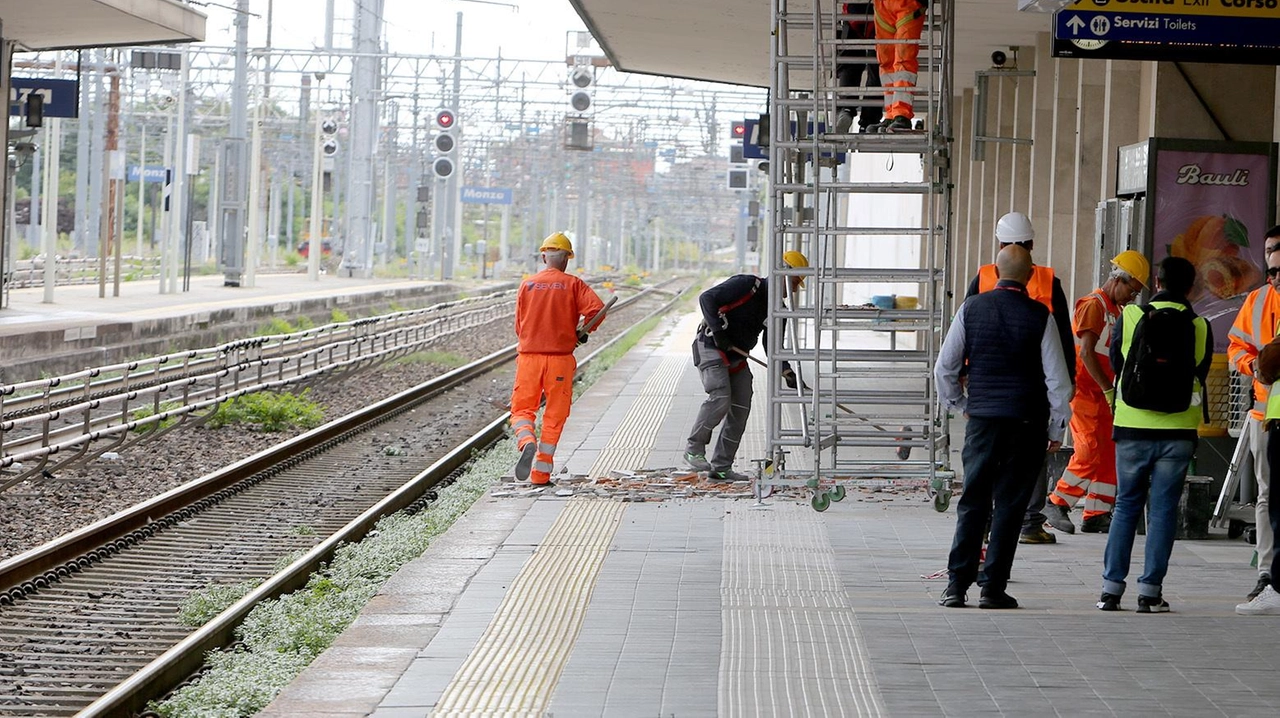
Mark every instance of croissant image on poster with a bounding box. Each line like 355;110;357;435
1168;214;1263;301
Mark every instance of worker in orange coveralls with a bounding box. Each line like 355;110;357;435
510;232;606;486
871;0;927;133
1044;251;1150;536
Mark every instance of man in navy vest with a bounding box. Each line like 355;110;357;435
935;244;1073;608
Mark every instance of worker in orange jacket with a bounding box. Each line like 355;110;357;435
1227;225;1280;602
871;0;927;133
510;232;606;486
1043;251;1149;535
964;211;1074;545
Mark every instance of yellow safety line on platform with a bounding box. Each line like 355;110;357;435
432;497;624;716
586;353;686;478
720;504;884;717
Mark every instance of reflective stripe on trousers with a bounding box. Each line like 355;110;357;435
510;353;578;483
1052;391;1117;519
874;0;924;120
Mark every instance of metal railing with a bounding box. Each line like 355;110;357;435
5;255;163;288
0;292;518;490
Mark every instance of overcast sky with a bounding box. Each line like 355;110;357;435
201;0;591;62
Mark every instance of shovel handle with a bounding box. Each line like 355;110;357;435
581;295;618;333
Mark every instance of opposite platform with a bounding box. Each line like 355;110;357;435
261;310;1280;718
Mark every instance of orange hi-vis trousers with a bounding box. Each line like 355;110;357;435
1051;390;1117;519
874;0;925;121
510;353;577;484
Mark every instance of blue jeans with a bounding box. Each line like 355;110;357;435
1102;438;1196;598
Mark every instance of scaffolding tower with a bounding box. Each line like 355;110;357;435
762;0;956;511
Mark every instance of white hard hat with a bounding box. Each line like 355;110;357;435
995;212;1035;244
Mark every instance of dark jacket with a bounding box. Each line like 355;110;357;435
963;280;1052;422
966;270;1074;383
696;274;772;366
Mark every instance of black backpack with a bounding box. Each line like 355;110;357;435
1119;305;1202;417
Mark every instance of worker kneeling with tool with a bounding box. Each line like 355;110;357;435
684;251;808;483
511;232;607;486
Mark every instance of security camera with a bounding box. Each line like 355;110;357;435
991;50;1007;68
13;141;37;156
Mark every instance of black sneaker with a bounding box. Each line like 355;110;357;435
1136;595;1170;614
711;468;750;483
978;590;1019;609
1248;574;1272;601
882;116;912;133
1044;502;1076;534
1097;592;1122;611
514;443;536;482
938;584;967;608
1018;526;1056;544
1081;513;1112;534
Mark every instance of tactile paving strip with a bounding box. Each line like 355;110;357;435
432;497;625;716
720;503;885;717
586;353;687;478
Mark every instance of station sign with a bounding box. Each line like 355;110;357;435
128;165;169;183
460;186;513;205
8;77;79;119
1052;0;1280;64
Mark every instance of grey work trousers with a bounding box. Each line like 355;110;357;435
686;340;754;472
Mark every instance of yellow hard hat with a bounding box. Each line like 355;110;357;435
783;250;809;287
1112;250;1150;288
539;231;574;258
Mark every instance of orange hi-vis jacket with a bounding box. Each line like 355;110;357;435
1228;283;1280;420
514;268;606;354
977;264;1055;312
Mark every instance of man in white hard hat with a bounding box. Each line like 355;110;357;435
964;211;1075;545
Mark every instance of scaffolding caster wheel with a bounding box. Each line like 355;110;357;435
930;478;952;513
830;485;846;502
812;491;832;512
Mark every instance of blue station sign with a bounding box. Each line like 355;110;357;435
460;186;513;205
1056;10;1280;47
1052;1;1280;63
9;77;79;119
128;165;170;183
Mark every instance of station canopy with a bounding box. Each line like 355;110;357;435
0;0;205;51
567;0;1049;90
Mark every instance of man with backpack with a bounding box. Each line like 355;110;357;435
1098;256;1213;613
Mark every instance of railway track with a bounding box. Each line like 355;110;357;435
0;280;687;717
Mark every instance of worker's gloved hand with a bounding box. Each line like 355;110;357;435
712;331;733;353
782;366;799;390
576;330;589;346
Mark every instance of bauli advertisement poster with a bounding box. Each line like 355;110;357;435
1151;146;1276;353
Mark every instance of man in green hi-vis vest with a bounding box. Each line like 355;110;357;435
1238;253;1280;615
1098;256;1212;614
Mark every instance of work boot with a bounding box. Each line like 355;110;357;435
1097;592;1122;611
881;116;913;133
514;443;536;483
1044;501;1076;534
1081;513;1112;534
711;468;751;483
978;589;1019;609
684;451;713;472
833;110;855;135
1237;585;1280;615
1136;595;1170;614
1248;574;1272;601
1018;526;1056;544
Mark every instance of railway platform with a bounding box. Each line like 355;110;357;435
260;312;1280;718
0;273;497;382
